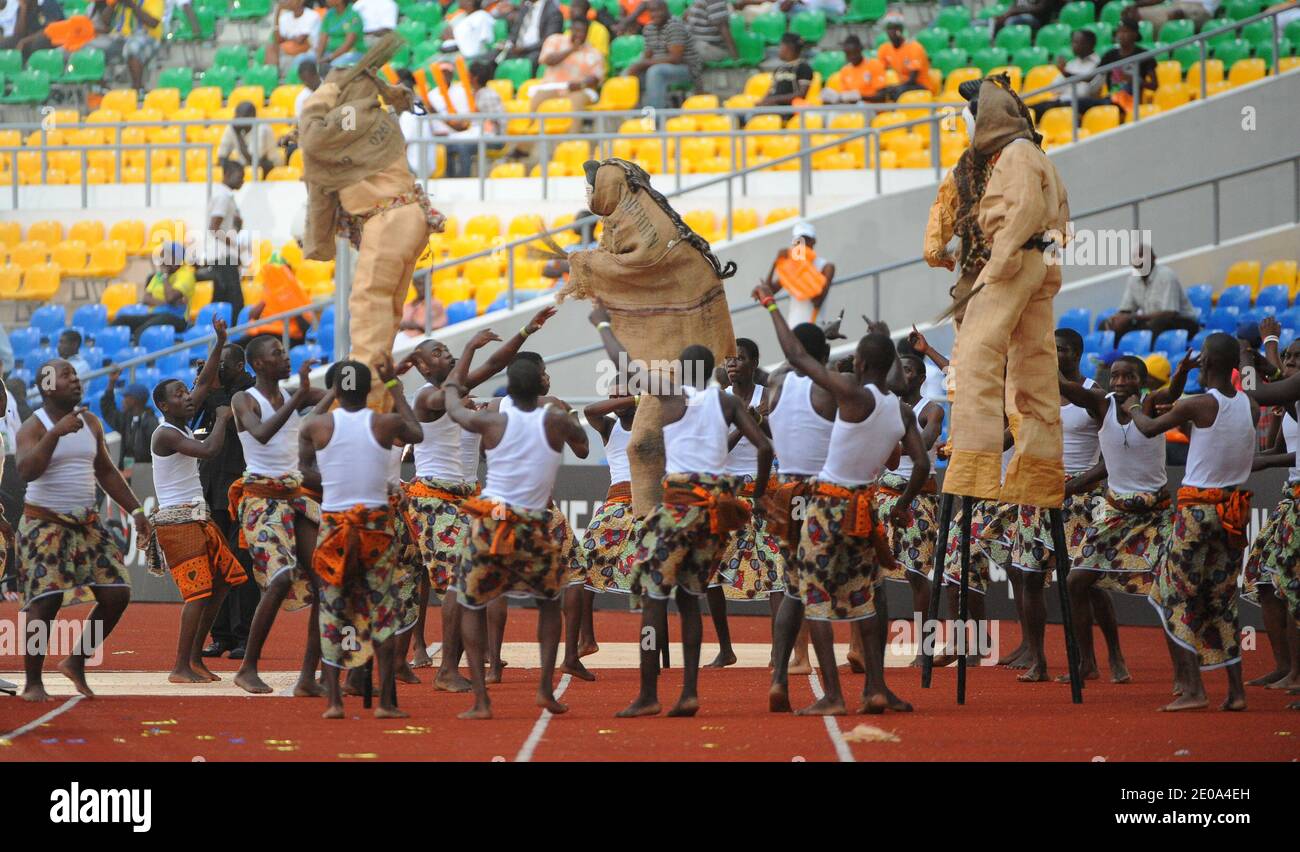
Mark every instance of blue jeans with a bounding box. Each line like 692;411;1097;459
643;63;694;110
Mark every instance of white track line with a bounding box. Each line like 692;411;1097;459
513;673;572;763
807;670;855;763
0;694;85;742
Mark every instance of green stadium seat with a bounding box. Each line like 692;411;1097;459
1225;0;1264;19
406;3;443;28
1059;1;1095;28
62;0;88;12
1012;45;1050;72
158;66;195;98
1205;26;1239;49
726;30;765;67
609;34;645;72
494;57;534;90
1212;38;1252;68
916;27;950;56
1136;20;1154;43
63;47;105;83
934;6;971;32
0;69;50;104
0;49;21;76
195;0;230;17
214;45;251;70
811;49;846;80
492;16;509;46
1099;0;1126;26
1035;22;1072;53
667;0;687;15
1287;20;1300;45
241;63;279;91
1157;18;1196;45
1081;22;1113;46
729;13;746;39
227;0;272;21
977;2;1010;21
409;39;441;67
972;45;1009;73
840;0;886;24
1241;20;1274;46
954;27;988;54
930;47;970;77
200;64;240;97
1172;43;1202;71
1254;39;1295;67
995;23;1032;51
389;44;411;69
751;10;787;44
397;20;428;45
790;10;827;45
169;6;218;41
26;49;64;78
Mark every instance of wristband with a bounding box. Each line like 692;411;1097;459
597;321;611;331
766;303;778;313
1264;335;1280;346
385;378;401;389
633;394;641;406
520;325;533;338
759;296;775;308
131;507;145;517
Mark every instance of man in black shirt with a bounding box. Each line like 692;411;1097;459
100;375;159;470
759;33;813;116
195;342;260;658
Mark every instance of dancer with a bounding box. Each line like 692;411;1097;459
303;357;424;719
1129;333;1257;711
443;355;590;720
15;359;149;701
708;337;783;669
1061;353;1191;684
757;284;927;715
229;335;327;695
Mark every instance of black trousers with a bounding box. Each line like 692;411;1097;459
0;455;24;592
208;507;259;646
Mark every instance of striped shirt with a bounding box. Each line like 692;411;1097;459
684;0;728;49
643;17;701;79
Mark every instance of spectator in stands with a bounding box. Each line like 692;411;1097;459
219;102;282;178
204;159;247;320
0;0;64;59
1103;242;1200;344
528;17;606;112
615;0;652;34
778;0;845;14
100;373;160;470
4;374;32;421
399;274;449;337
247;258;313;345
1029;29;1103;122
1078;19;1156;118
994;0;1065;33
428;59;504;177
439;0;497;63
293;59;321;118
503;0;564;68
84;0;166;91
821;34;886;103
317;0;366;70
57;330;91;376
0;324;12;374
763;219;835;326
627;0;700;110
115;241;195;336
566;0;613;56
758;33;813;111
1129;0;1219;36
354;0;397;39
876;12;934;98
684;0;735;65
266;0;322;73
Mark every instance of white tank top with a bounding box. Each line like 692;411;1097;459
1285;410;1300;483
460;427;482;485
413;383;463;481
663;386;728;476
1183;389;1254;490
1098;394;1166;494
723;384;763;476
237;386;300;477
151;423;204;508
27;407;97;513
318;408;390;511
769;372;834;476
606;418;631;485
894;402;938;480
819;385;905;487
386;444;404;486
1062;378;1101;474
482;404;562;510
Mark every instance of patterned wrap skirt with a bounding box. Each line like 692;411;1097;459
943;499;1017;595
403;477;476;595
795;481;892;622
1243;480;1300;612
456;502;565;608
231;472;319;611
629;472;740;600
1074;488;1172;597
582;482;641;593
18;505;130;610
1012;480;1106;575
714;475;785;601
313;506;402;670
875;472;938;583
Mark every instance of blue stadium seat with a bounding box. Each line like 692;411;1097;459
93;325;130;353
488;294;511;313
1057;307;1090;334
9;327;39;359
1152;329;1188;353
1186;283;1213;313
320;304;336;327
1278;306;1300;331
137;367;163;392
1216;286;1252;311
1117;329;1153;352
30;345;55;366
1206;305;1240;332
1184;368;1202;393
1083;330;1114;351
446;300;477;325
85;373;110;398
236;306;254;327
1256;285;1290;313
81;345;107;371
1189;329;1211;351
10;367;33;387
114;345;148;366
72;304;109;334
115;304;150;322
312;323;334;357
289;343;324;373
139;324;177;352
157;352;189;374
196;301;234;329
31;304;67;337
1279;328;1296;352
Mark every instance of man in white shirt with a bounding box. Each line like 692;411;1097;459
440;0;497;62
267;0;323;72
1104;242;1201;345
205;160;247;318
292;59;321;118
426;60;504;177
353;0;397;37
1030;29;1103;122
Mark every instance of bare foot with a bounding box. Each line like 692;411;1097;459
1247;668;1286;687
796;695;846;716
931;652;958;668
486;662;507;685
616;696;661;717
375;705;411;719
168;667;208;684
395;664;421;685
234;670;274;695
410;648;434;669
1265;673;1300;690
1220;695;1247;711
538;693;569;714
58;657;95;698
341;678;366;697
458;701;493;720
788;655;812;676
769;683;792;713
1160;694;1209;711
882;688;913;712
19;683;52;702
1054;666;1099;683
1018;663;1049;683
322;704;345;719
1005;654;1033;670
996;643;1028;666
293;678;327;698
846;654;865;674
704;650;737;669
1110;659;1132;684
855;693;888;714
560;659;596;681
667;696;699;717
578;640;600;659
189;659;220;682
908;655;925;668
434;671;472;693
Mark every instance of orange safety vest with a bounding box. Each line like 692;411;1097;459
250;264;313;339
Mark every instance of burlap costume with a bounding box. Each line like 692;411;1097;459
943;80;1071;510
299;34;444;411
559;158;738;515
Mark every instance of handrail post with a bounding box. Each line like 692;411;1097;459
478;136;487;197
541;137;550;200
334;238;353;361
507;246;516;310
872;130;881;195
1199;37;1208;100
1130;61;1140;122
1071;96;1078;143
1271;13;1281;76
1212;179;1220;245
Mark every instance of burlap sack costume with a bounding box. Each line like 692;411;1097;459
558;158;738;515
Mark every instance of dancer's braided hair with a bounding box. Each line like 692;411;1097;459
603;157;737;280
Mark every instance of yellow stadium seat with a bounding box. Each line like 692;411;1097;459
279;240;304;268
227;85;265;111
121;166;145;183
148;220;186;251
1224;260;1260;292
185;86;224;116
449;235;487;258
269;84;304;114
110;219;147;255
296;259;334;290
85;240;127;277
516;79;539;102
665;114;698;133
1262;259;1297;293
100;281;137;318
490;160;526;180
0;267;20;298
743;73;772;100
618;117;653;134
10;240;48;270
464;257;500;288
1156;60;1183;89
143;88;181;115
1185;59;1225;94
1081;104;1120;135
0;221;20;248
485;78;513;103
1037;106;1075;143
1021;65;1063;104
683;209;718;235
265;166;302;181
746;114;782;132
508;214;544;238
464;215;502;240
682;94;719;111
942;66;982;98
987;66;1022;91
940;133;968;166
537;98;573;134
100;89;138;116
21;263;62;300
766;207;798;225
1280;56;1300;73
593;76;638;110
1227;57;1266;87
187;280;214;320
723;93;755;110
52;240;89;275
1153;85;1190;111
27;220;63;245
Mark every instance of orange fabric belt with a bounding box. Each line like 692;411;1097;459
23;505;97;527
661;483;751;535
227;477;308;519
761;479;813;543
814;482;878;538
876;478;938;499
312;506;393;587
1177;486;1252;549
461;496;544;556
402;481;463;502
605;481;633;504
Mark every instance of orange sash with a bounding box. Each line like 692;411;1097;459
402;481;463;502
775;248;827;301
605;481;633;504
814;482;879;538
461;497;546;556
761;478;813;543
312;506;393;587
661;483;751;535
227;476;314;547
24;505;98;526
1177;486;1252;549
877;478;938;499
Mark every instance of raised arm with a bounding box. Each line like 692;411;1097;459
1059;375;1108;420
753;283;836;390
588;300;660;396
918;400;944;451
153;407;232;461
1128;393;1215;438
234;359;316;444
463;306;558;389
187;317;228;413
1246;369;1300;408
1148;349;1195;410
443;382;505;447
374;355;424;446
907;326;949;372
583;395;635;439
889;403;932;526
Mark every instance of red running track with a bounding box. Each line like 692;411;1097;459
1;602;1297;762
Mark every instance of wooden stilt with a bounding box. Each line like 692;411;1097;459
1048;507;1084;704
921;493;955;688
362;659;374;709
957;496;973;705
